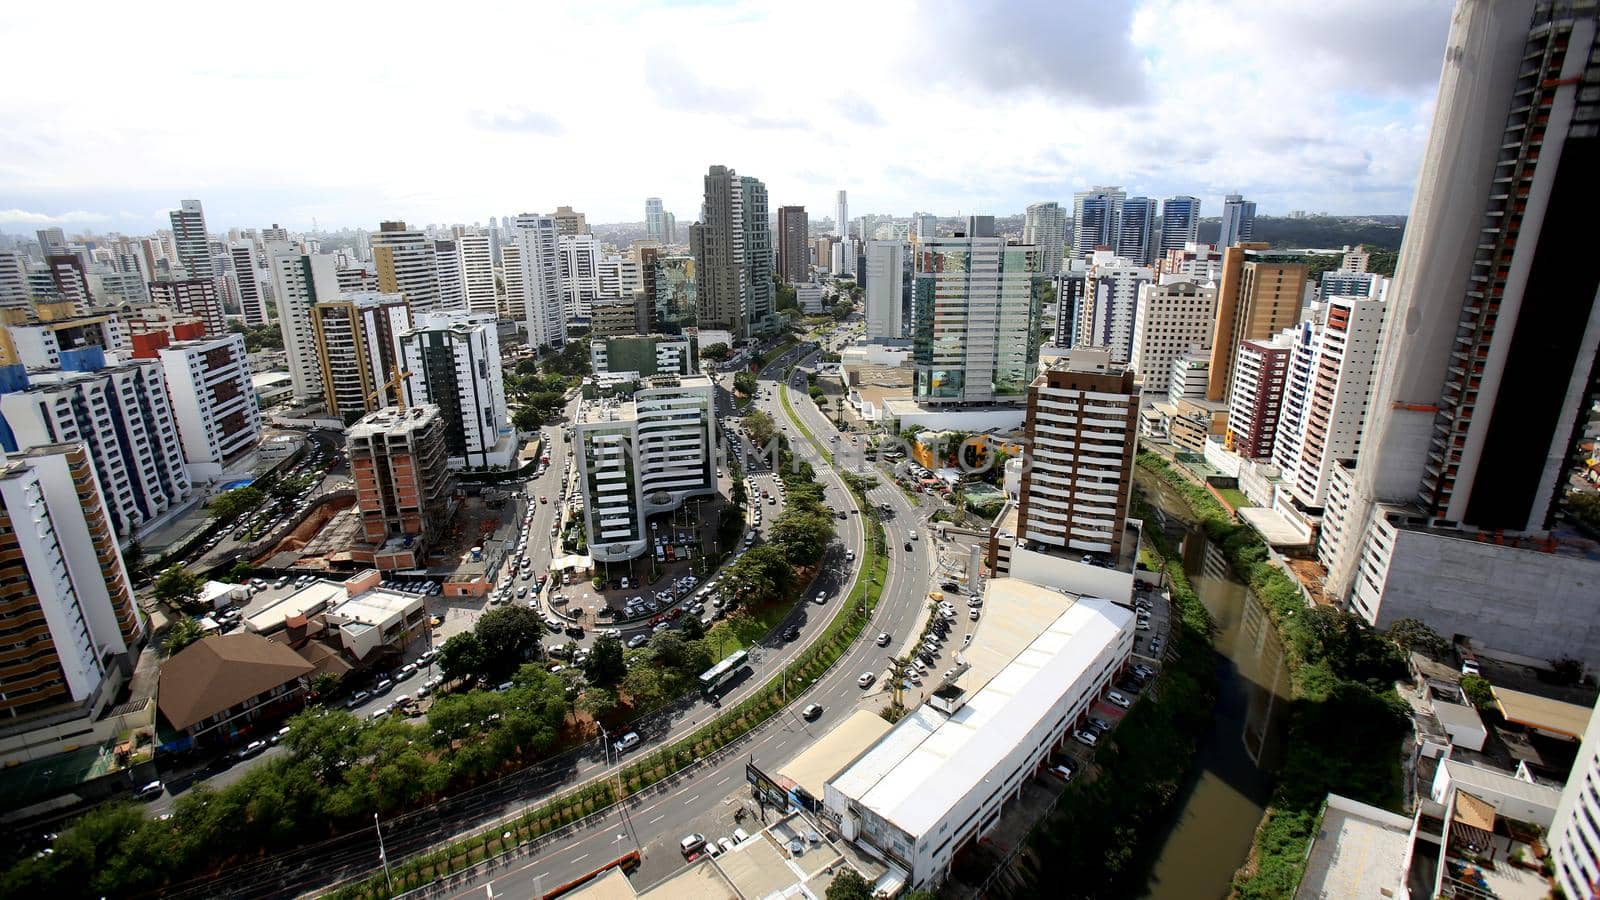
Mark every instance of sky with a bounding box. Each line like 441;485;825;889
0;0;1454;235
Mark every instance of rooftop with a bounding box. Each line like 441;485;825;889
1493;687;1592;740
346;404;442;439
327;589;421;626
775;709;891;801
1294;794;1412;900
245;580;347;634
158;633;314;731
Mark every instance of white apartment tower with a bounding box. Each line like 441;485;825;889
1023;202;1068;277
1551;699;1600;900
864;240;908;340
1082;251;1154;364
229;241;267;326
1128;277;1217;396
433;238;465;310
371;221;441;313
398;310;512;469
268;245;338;403
558;233;601;323
457;230;498;314
835;190;848;239
168;199;213;278
156;333;261;479
509;214;566;347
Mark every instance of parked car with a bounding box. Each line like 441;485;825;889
135;780;164;800
679;833;707;858
1074;730;1099;747
1106;690;1132;709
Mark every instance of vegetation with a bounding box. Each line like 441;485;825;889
743;408;776;447
826;868;874;900
162;618;206;657
228;322;284;352
733;371;758;397
701;342;731;362
151;564;205;612
1460;674;1495;709
473;606;545;678
209;485;265;521
582;636;627;687
1201;215;1406;252
1566;489;1600;534
1134;453;1409;898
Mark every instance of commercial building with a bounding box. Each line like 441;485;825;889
574;375;715;562
0;444;142;721
157;634;313;748
1051;265;1087;347
645;197;667;243
1128;277;1217;396
398;311;513;469
911;217;1041;405
1081;251;1154;364
1023;201;1067;277
372;221;441;314
0;353;192;541
347;405;455;570
558;233;601;323
1115;196;1157;265
864;240;909;340
229;241;267;326
168;199;213;278
1071;186;1125;258
1226;334;1292;460
148;278;225;336
508;213;566;348
1550;699;1600;900
796;283;826;315
741;176;775;333
1319;1;1600;667
777;205;809;284
322;571;428;662
152;332;259;478
1159;196;1201;254
590;295;650;338
590;334;698;378
1217;193;1257;248
690;165;750;336
835;190;848;239
652;254;697;334
1204;245;1308;402
268;245;338;403
822;580;1133;890
311;291;412;425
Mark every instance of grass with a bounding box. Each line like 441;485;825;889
1216;487;1251;509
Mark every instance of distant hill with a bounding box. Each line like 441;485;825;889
1197;215;1407;251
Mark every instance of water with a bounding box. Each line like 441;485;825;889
1139;474;1292;900
217;477;255;492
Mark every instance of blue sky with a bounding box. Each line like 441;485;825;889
0;0;1453;234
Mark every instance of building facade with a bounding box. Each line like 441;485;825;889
398;311;512;469
1205;246;1308;402
269;246;339;403
1115;197;1157;265
148;278;225;336
347;405;454;567
169;199;213;278
1023;201;1068;278
229;241;267;326
864;240;909;340
1083;251;1154;364
1225;334;1292;460
508;214;566;348
1071;186;1126;258
372;221;441;314
1128;277;1217;396
156;333;261;478
777;205;809;284
690;165;749;336
1217;194;1257;248
1159;196;1201;254
311;291;412;425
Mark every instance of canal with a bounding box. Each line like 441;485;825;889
1139;472;1293;900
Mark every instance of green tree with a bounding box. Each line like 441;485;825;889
309;671;341;698
678;614;706;641
209;485;264;521
771;510;835;567
825;867;873;900
1460;674;1495;709
733;371;759;396
512;407;542;432
515;358;539;375
831;299;852;321
583;636;627;687
623;664;666;707
162;618;205;656
152;564;205;610
577;687;619;721
702;342;731;362
474;606;544;677
1385;618;1448;656
438;631;487;682
744;408;776;446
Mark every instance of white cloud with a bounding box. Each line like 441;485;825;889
0;0;1452;231
0;208;110;226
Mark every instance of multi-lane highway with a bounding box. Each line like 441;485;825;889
444;336;936;897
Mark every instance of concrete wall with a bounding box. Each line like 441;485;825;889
1374;529;1600;667
1007;545;1134;603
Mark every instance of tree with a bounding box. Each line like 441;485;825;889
515;358;539;375
209;485;264;521
582;636;627;687
744;408;776;447
438;632;487;682
309;671;341;699
577;687;619;721
163;618;205;656
512;407;542;433
623;664;666;707
678;614;706;641
771;510;834;567
1385;618;1447;656
152;564;204;611
825;868;874;900
702;342;731;362
831;299;852;321
474;606;544;677
733;371;759;397
1460;674;1495;709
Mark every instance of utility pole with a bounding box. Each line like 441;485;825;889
374;813;393;893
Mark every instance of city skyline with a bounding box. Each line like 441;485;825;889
0;0;1451;232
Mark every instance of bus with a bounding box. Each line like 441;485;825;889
698;649;750;698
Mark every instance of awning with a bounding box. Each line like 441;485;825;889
549;554;593;572
1454;790;1497;833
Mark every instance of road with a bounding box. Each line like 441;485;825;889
449;336;937;898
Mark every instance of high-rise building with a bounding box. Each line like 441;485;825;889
1071;186;1126;257
864;241;909;340
0;253;29;309
1023;202;1068;278
311;292;412;425
1340;244;1371;273
433;239;464;310
1158;242;1224;282
1129;277;1217;396
741;176;774;333
0;304;127;369
1082;251;1154;364
228;241;267;326
589;334;698;377
777;205;809;284
645;197;666;242
35;228;67;257
0;444;142;718
1217;194;1257;248
147;278;225;336
347;404;454;569
398;310;512;469
268;245;337;403
1115;197;1157;265
690;165;749;336
551;206;588;236
573;375;715;561
261;224;289;245
589;296;652;338
558;233;601;323
1159;197;1202;254
911;217;1041;405
46;254;93;313
1318;269;1383;303
508;214;565;347
1014;348;1139;559
155;332;261;478
168;199;213;279
1225;333;1292;460
0;355;193;541
1318;2;1600;665
1271;292;1387;509
835;190;848;239
1052;266;1087;347
372;221;441;314
457;230;497;314
597;254;643;300
662;212;677;244
1204;245;1308;402
1551;700;1600;900
653;255;696;334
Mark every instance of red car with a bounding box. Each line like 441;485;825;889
540;496;548;504
650;613;665;626
665;607;682;620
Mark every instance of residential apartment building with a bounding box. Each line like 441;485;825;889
589;334;698;378
1023;201;1068;277
268;245;338;403
597;254;643;300
742;176;774;333
911;217;1041;405
148;278;225;336
507;214;565;348
46;255;93;313
1551;699;1600;900
0;353;192;541
551;205;587;236
1082;251;1153;364
1205;245;1308;402
558;233;601;323
777;205;809;284
1271;292;1386;509
1128;277;1217;396
0;444;142;720
690;165;750;336
0;304;127;369
1225;334;1292;460
372;221;441;314
645;197;667;243
0;252;29;309
311;291;412;425
433;239;464;310
457;230;497;314
169;199;213;278
864;241;909;340
835;190;848;239
397;311;512;469
347;404;454;569
574;375;715;562
1217;194;1257;248
590;296;650;338
1158;242;1223;283
1159;196;1201;254
156;333;261;478
1052;266;1087;347
229;241;267;326
1318;269;1383;303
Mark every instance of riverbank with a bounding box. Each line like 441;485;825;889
991;489;1219;898
1134;453;1410;898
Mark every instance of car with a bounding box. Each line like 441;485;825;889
135;780;164;800
962;633;973;648
1050;763;1075;782
784;626;801;642
969;608;980;621
941;581;961;593
1149;636;1164;655
540;495;548;504
346;689;372;708
628;634;649;648
1074;730;1099;747
495;680;514;692
1136;619;1150;631
374;678;394;695
733;827;750;843
876;632;891;647
271;725;292;744
1132;664;1154;678
237;739;269;759
802;704;822;721
679;832;707;858
814;592;827;605
1086;717;1112;734
857;672;876;688
1461;656;1481;676
909;530;917;541
1107;691;1132;709
396;666;417;681
905;542;913;552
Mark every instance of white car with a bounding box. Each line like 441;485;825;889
857;672;876;688
612;732;641;753
1107;691;1132;709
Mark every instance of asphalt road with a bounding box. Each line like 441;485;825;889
449;337;936;897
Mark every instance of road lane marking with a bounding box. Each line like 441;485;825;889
572;853;588;863
648;814;664;824
683;794;700;805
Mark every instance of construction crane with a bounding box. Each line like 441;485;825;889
365;369;413;411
